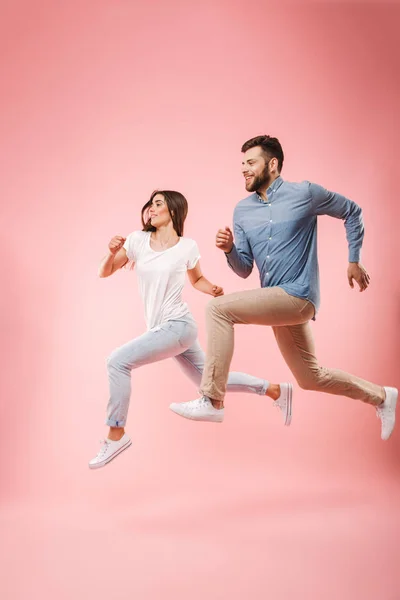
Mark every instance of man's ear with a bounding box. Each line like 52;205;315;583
270;157;278;172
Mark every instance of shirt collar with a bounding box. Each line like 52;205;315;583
256;176;284;202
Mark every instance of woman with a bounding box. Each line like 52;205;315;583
89;190;292;469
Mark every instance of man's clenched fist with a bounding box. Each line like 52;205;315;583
216;227;234;253
108;236;126;255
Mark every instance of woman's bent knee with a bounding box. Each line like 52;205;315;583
107;349;126;371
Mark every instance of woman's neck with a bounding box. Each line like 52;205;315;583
153;224;178;243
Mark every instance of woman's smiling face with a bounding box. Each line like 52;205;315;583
148;193;172;228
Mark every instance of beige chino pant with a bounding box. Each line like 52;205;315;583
199;287;384;406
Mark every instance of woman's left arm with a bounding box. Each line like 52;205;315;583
187;261;224;297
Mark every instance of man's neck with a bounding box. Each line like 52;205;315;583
257;174;280;201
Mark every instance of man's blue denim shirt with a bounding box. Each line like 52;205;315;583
226;176;364;318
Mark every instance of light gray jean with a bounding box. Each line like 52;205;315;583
106;314;269;427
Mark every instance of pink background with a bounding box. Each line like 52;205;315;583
1;1;399;599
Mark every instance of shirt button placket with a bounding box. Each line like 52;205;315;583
268;196;272;236
267;197;272;282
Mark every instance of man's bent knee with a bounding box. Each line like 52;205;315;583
205;296;225;318
297;377;319;391
296;366;328;391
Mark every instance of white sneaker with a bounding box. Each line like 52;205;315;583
88;433;132;469
273;382;293;426
376;387;398;441
169;397;224;422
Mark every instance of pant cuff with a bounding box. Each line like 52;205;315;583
105;419;126;427
199;387;225;402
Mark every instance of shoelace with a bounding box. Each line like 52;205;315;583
376;403;394;423
192;397;208;411
97;439;111;458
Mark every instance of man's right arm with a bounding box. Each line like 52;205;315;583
216;215;254;278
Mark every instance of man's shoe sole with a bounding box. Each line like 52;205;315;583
381;387;398;441
169;405;224;423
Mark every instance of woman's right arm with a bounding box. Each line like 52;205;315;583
98;235;131;277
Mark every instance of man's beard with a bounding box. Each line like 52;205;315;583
246;163;271;192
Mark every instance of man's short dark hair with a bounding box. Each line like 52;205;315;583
241;135;284;173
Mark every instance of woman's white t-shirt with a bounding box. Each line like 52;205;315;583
123;230;201;330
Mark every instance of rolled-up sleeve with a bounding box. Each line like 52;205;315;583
225;212;254;278
309;182;364;263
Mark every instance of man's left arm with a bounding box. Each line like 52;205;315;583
309;182;370;292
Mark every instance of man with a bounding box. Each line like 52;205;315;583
170;135;398;440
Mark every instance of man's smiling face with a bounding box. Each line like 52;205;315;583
242;146;271;193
